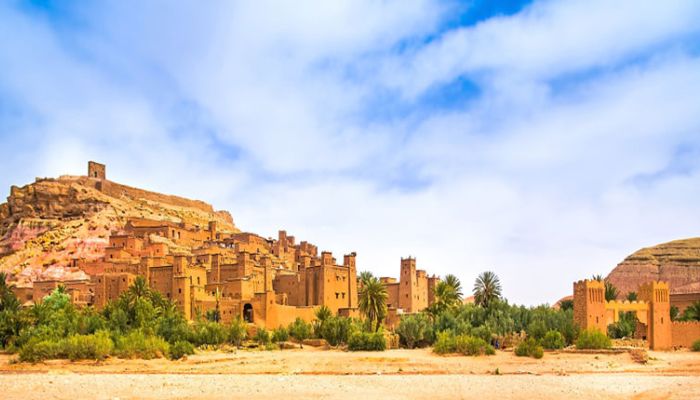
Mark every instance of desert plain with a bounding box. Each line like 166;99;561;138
1;347;698;400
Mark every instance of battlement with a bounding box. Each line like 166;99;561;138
574;279;605;287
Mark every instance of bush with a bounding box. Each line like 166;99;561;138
64;330;113;361
348;330;386;351
19;338;63;362
541;330;565;350
575;329;611;350
254;328;271;345
271;327;289;343
18;331;113;362
319;316;352;346
288;318;312;347
432;331;456;355
169;340;195;360
396;313;434;348
189;321;226;347
227;318;248;347
114;330;170;359
514;338;544;359
607;312;637;339
691;339;700;352
454;335;495;356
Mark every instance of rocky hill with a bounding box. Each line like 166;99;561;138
0;171;237;283
606;238;700;297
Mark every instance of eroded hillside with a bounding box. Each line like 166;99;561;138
0;174;237;284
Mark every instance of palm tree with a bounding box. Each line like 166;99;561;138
315;304;332;322
435;281;460;308
0;272;19;313
127;276;150;302
473;271;502;308
626;292;638;302
358;276;388;332
359;271;374;286
604;281;619;301
443;274;463;298
591;274;618;301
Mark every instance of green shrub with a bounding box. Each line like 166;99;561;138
288;318;312;347
19;338;63;362
396;313;434;348
18;331;113;362
575;329;611;350
64;330;113;361
607;312;637;339
432;331;456;355
319;316;352;346
514;338;544;359
254;328;271;345
271;327;289;343
189;321;226;346
114;330;169;359
227;318;248;347
691;339;700;352
541;330;565;350
169;340;195;360
347;330;386;351
454;335;495;356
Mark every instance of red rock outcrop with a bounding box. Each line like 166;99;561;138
606;238;700;296
0;172;238;281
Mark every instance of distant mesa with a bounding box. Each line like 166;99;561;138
606;238;700;298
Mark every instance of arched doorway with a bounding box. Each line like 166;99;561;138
243;303;254;323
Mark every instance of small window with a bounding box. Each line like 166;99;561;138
178;288;182;294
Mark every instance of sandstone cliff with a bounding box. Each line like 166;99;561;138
0;174;238;281
606;238;700;296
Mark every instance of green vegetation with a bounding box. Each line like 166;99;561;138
591;274;618;301
514;338;544;359
607;311;637;339
288;317;312;348
576;329;611;349
396;313;433;349
691;339;700;352
271;327;289;343
558;299;573;311
678;301;700;321
358;276;388;332
169;340;195;360
254;327;271;345
432;331;494;356
473;271;502;307
347;329;386;351
227;317;248;347
541;330;565;350
0;276;280;362
114;330;170;359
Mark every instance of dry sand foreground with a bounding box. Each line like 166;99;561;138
1;348;699;399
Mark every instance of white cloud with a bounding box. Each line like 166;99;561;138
1;0;700;304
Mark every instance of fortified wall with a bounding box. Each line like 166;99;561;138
573;279;699;350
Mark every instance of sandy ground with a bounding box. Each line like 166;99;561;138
1;348;699;399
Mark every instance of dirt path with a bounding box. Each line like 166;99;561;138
0;373;697;399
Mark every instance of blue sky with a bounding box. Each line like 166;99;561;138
2;0;700;305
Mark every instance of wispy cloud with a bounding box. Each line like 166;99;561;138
1;0;699;304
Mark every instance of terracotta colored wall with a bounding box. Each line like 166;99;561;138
573;280;607;333
671;321;700;348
